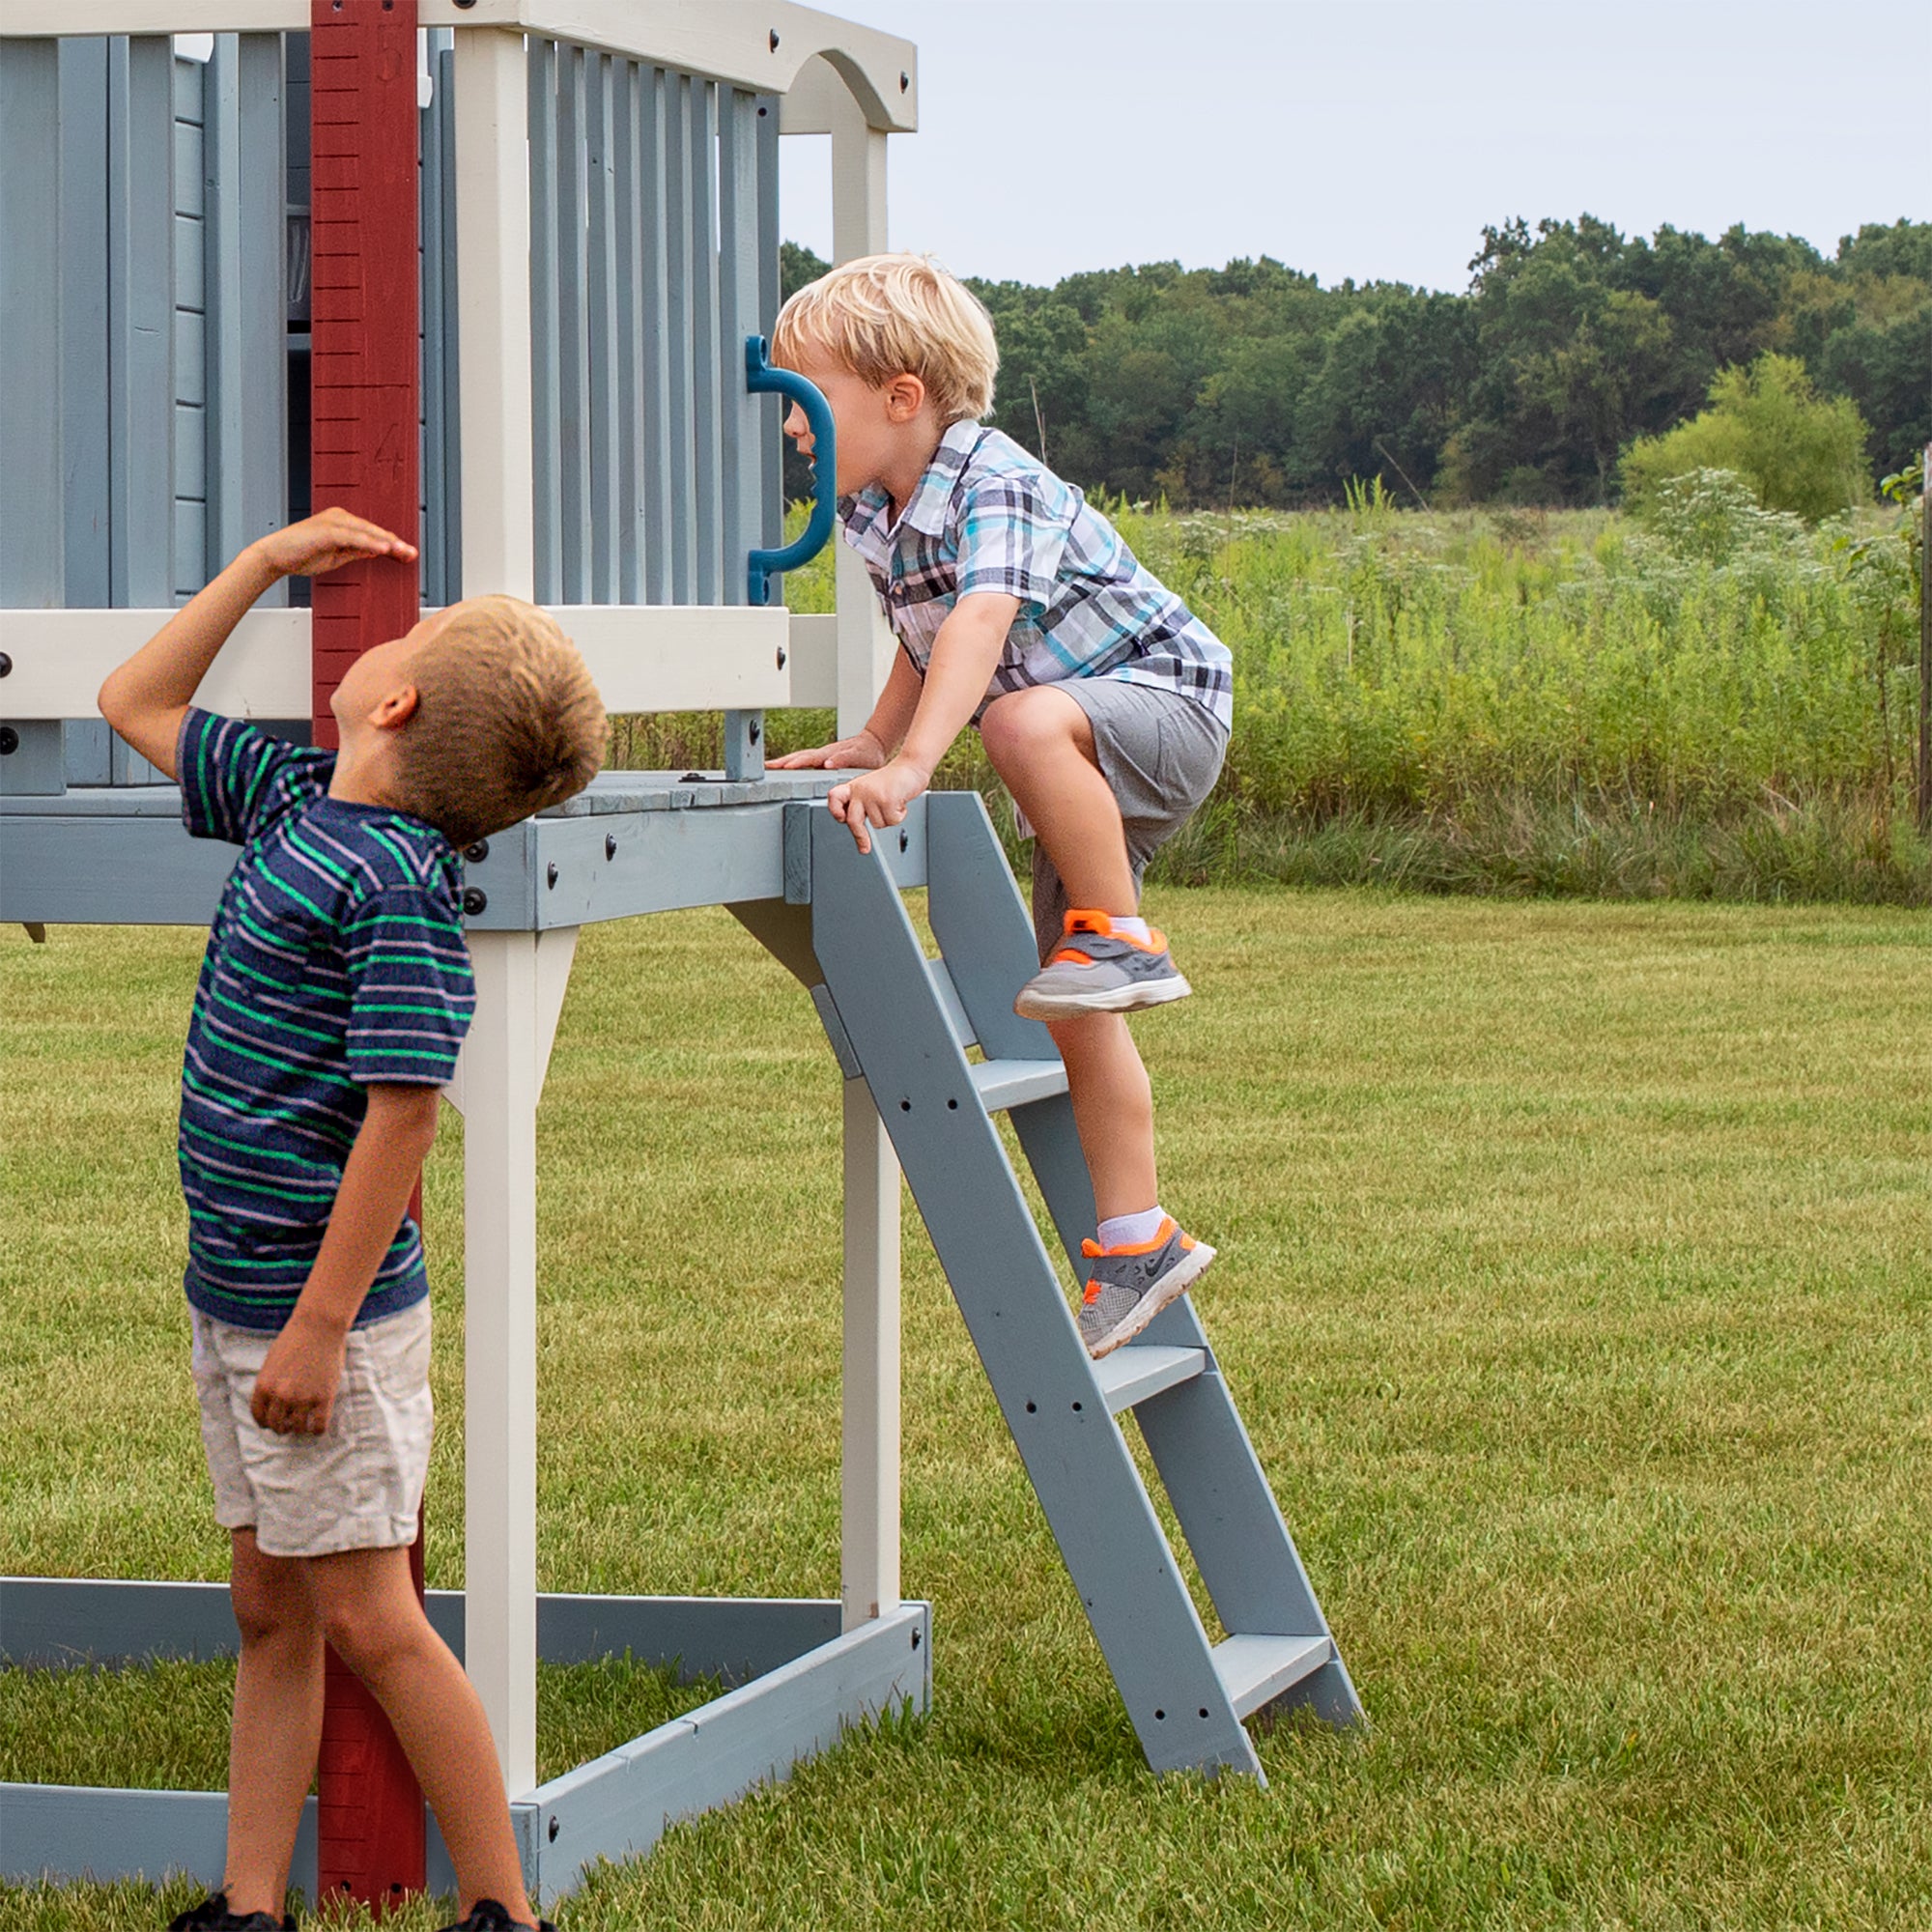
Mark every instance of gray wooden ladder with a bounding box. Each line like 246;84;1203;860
781;790;1363;1778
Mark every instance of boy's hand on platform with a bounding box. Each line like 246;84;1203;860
767;727;888;772
251;508;418;582
252;1310;349;1436
829;755;930;854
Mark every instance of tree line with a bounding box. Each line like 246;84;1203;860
781;217;1930;511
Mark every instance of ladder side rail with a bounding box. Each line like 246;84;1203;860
805;808;1261;1776
1135;1296;1366;1728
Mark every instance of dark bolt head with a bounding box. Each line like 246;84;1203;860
776;644;787;669
0;651;12;677
464;838;490;864
749;719;761;744
605;833;617;860
0;725;17;756
548;1815;560;1842
769;28;781;50
898;826;910;852
900;70;910;92
462;887;488;917
680;771;704;782
546;862;558;889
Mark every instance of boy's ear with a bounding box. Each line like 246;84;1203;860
885;372;926;422
367;684;420;732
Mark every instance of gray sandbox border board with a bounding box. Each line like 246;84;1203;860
1;1577;930;1902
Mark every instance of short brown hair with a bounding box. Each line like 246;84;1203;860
773;252;998;423
392;595;606;848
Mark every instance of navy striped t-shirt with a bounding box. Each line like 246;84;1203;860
177;708;475;1332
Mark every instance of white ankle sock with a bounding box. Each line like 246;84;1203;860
1098;1205;1167;1249
1110;916;1151;944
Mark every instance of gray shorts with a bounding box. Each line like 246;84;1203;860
1027;678;1229;962
190;1300;433;1559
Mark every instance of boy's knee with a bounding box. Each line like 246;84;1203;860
981;689;1075;767
314;1577;433;1683
230;1560;317;1652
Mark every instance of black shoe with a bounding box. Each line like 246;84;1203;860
166;1899;296;1932
436;1900;556;1932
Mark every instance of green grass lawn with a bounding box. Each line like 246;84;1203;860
3;890;1929;1930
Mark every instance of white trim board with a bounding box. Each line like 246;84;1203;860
0;605;812;718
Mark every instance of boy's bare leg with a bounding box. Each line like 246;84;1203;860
980;687;1136;914
1048;1010;1159;1223
223;1529;325;1919
980;688;1170;1223
307;1545;536;1924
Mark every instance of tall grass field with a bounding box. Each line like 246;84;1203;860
614;481;1930;904
4;893;1929;1931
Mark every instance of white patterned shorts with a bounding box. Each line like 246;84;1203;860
189;1300;433;1560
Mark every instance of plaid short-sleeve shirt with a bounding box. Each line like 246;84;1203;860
838;422;1234;729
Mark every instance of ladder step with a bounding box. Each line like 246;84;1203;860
1092;1344;1207;1413
1212;1633;1334;1719
970;1058;1068;1112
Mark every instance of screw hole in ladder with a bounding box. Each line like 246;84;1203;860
1025;1401;1037;1413
899;1098;911;1111
1071;1400;1083;1411
1199;1707;1209;1719
1154;1709;1166;1721
947;1097;958;1110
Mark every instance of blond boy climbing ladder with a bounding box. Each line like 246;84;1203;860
769;254;1235;1359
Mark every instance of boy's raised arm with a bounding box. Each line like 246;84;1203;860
97;508;415;778
825;590;1018;852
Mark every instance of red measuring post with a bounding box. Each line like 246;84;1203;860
310;0;421;748
309;0;428;1911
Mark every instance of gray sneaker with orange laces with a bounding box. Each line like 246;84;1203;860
1077;1217;1216;1358
1014;910;1192;1021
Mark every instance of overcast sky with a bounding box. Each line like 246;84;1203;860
780;0;1929;293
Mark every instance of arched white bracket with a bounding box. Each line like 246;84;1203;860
441;923;578;1119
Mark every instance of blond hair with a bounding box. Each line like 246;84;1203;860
393;595;606;848
773;252;998;423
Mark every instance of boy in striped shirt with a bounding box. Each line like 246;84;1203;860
99;510;605;1932
770;255;1235;1360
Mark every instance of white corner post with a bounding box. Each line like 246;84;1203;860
453;25;535;606
828;75;902;1632
452;25;542;1793
829;82;897;739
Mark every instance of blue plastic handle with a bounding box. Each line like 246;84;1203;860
745;334;838;606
